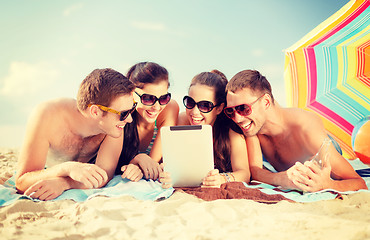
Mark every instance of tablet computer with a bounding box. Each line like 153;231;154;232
161;125;214;187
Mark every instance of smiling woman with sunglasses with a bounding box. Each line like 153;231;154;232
160;70;251;188
116;62;179;181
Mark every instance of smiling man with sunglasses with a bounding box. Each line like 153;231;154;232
225;69;366;192
15;68;139;200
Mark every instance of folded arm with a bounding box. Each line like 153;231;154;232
290;145;367;192
247;135;300;189
149;99;179;163
291;118;367;192
16;103;109;199
202;129;251;187
129;100;179;181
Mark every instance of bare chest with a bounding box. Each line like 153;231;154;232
48;132;105;165
260;135;311;171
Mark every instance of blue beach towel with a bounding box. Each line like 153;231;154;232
1;159;369;206
254;158;370;203
0;175;174;207
242;182;343;203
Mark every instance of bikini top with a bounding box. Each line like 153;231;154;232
139;121;158;155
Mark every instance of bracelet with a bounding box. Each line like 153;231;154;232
220;173;231;183
229;172;236;181
221;174;227;183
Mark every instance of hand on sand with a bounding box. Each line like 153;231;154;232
121;164;144;182
289;159;332;192
66;162;108;189
24;177;69;200
132;153;162;180
202;169;222;188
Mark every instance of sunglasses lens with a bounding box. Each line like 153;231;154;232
120;111;129;121
120;103;137;121
197;101;214;113
141;94;156;106
183;96;196;109
224;108;235;118
159;93;171;105
236;104;251;116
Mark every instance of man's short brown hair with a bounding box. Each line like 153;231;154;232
77;68;135;111
226;70;274;103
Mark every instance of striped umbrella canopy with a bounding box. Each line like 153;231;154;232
284;0;370;159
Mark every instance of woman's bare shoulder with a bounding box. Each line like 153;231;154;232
177;112;190;125
157;99;180;126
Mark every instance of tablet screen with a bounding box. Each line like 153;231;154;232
161;125;214;187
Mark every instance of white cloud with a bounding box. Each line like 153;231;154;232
251;49;265;57
131;21;166;31
63;3;84;17
0;61;59;97
83;42;96;49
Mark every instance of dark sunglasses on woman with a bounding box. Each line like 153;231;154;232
183;96;220;113
89;102;137;121
224;94;265;119
135;92;171;106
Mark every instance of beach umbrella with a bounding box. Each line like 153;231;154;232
284;0;370;159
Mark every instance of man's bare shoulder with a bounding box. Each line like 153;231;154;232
27;98;77;135
33;98;76;116
283;107;323;131
282;107;327;152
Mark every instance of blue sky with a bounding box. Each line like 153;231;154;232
0;0;349;148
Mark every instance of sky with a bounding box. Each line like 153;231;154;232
0;0;349;148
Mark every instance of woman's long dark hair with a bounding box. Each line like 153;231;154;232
115;62;169;175
190;70;243;173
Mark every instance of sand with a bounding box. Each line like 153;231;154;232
0;148;370;240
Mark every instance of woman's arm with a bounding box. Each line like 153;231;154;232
228;129;251;182
202;129;251;187
131;100;179;180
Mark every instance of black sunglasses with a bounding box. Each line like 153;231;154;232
183;96;220;113
90;102;137;121
135;91;171;106
224;94;265;119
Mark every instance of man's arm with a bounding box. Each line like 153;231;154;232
291;114;367;192
16;103;108;198
228;129;250;182
94;134;123;185
247;135;299;189
16;102;60;193
328;150;367;191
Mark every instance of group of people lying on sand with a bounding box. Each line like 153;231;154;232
15;62;367;200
